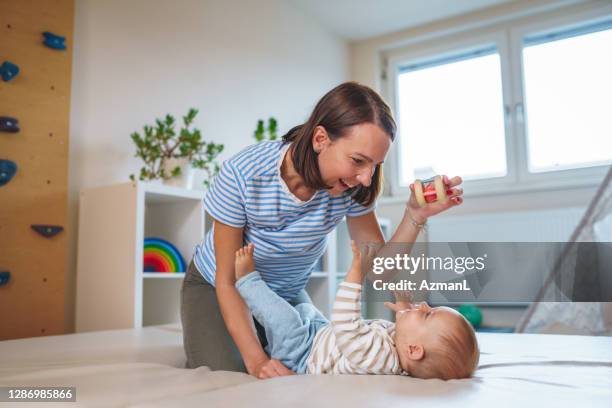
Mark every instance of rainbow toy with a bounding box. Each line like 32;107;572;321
143;237;186;273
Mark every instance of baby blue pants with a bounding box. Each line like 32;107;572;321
236;271;329;374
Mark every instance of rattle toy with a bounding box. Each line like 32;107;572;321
413;175;453;207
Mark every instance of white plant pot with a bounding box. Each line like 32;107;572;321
162;158;195;189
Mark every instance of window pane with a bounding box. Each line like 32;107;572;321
397;49;507;186
523;25;612;173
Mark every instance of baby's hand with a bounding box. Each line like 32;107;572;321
345;240;364;284
393;289;414;310
384;290;414;314
384;301;404;313
350;240;361;266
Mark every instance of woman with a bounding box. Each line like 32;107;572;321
181;82;464;379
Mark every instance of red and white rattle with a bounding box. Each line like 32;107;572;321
412;175;453;207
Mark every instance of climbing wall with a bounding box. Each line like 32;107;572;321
0;0;74;340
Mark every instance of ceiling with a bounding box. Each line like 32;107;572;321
288;0;516;41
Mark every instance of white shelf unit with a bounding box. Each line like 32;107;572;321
76;180;390;330
306;217;392;318
76;182;206;332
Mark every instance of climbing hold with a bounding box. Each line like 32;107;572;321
0;117;19;133
0;61;19;81
42;31;66;50
0;159;17;186
31;224;64;238
0;271;10;286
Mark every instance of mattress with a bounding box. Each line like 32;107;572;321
1;324;611;407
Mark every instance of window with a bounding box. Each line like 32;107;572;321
387;7;612;196
397;47;507;185
523;22;612;173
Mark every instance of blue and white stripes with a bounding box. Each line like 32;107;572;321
194;141;375;301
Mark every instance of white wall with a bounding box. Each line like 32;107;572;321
67;0;348;331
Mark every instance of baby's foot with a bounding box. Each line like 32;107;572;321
235;243;256;280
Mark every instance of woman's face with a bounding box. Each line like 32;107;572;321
314;123;391;196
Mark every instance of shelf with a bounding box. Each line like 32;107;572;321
77;181;392;330
141;181;204;204
77;182;205;331
143;273;186;279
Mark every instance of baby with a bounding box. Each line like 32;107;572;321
234;241;479;380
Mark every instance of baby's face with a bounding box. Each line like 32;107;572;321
394;302;463;344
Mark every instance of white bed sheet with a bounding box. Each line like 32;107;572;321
0;325;255;407
1;325;611;408
0;325;186;375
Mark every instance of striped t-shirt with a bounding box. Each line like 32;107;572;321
193;141;375;300
306;281;404;375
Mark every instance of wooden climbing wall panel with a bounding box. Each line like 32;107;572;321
0;0;74;340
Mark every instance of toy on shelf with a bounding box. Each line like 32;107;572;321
459;303;483;328
0;117;19;133
143;237;186;273
413;175;453;207
0;61;19;82
42;31;66;50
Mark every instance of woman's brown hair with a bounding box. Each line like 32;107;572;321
282;81;396;207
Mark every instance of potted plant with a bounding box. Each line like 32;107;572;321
129;108;224;188
254;117;278;142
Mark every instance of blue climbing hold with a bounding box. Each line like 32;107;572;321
31;225;64;238
0;117;19;133
0;61;19;81
0;159;17;186
42;31;66;50
0;271;10;286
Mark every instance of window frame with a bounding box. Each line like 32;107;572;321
382;3;612;199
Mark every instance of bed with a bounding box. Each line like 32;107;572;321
1;324;611;407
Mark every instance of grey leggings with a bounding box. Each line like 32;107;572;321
180;259;313;371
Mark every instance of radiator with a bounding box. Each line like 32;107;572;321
427;207;586;242
424;207;587;306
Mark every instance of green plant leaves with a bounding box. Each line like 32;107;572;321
254;117;278;142
129;108;224;187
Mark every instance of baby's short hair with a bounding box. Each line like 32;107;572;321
409;313;480;380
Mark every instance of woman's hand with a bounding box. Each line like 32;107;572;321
406;175;464;223
250;358;295;379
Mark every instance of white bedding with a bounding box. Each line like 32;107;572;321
0;325;254;407
1;324;611;407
